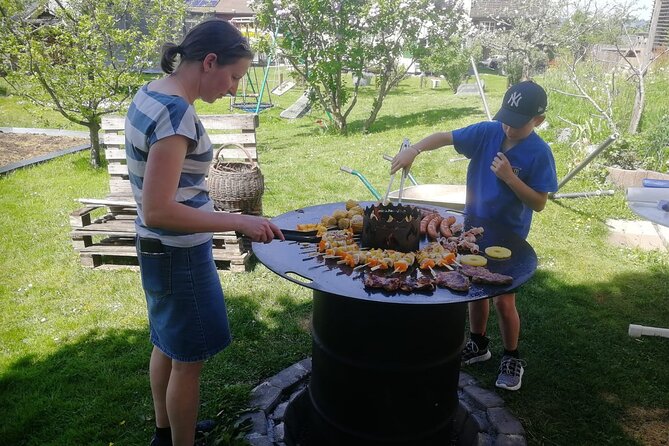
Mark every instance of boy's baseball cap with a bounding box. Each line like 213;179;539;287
493;81;547;128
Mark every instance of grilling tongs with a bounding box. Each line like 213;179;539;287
382;138;411;205
279;229;322;243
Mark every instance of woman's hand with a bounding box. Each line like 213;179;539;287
239;215;284;243
490;152;514;183
390;146;419;174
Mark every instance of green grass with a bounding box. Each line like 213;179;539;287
1;69;668;446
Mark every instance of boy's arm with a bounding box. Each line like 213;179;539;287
390;132;453;174
492;152;548;212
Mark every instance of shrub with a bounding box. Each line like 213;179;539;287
608;117;669;172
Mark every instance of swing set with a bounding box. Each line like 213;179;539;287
230;17;276;114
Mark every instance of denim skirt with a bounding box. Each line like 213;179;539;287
136;238;231;362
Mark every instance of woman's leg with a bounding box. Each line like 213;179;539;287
167;359;204;446
150;346;172;428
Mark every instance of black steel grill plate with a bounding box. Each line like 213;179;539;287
253;202;538;304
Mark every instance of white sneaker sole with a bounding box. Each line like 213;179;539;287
496;366;524;391
462;350;492;365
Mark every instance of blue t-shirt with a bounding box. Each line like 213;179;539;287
125;85;214;248
452;121;558;239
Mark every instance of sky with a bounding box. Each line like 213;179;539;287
633;0;655;20
609;0;656;20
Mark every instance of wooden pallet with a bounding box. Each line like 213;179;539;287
70;208;254;272
69;114;261;272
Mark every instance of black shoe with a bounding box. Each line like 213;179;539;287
149;420;216;446
149;435;169;446
196;419;216;434
461;337;492;365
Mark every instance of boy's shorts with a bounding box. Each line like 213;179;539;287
136;237;231;362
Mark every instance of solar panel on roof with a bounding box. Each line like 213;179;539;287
185;0;218;7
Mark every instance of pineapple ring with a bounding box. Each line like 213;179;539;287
484;246;512;259
460;254;488;267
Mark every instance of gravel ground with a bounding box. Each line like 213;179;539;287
0;133;88;166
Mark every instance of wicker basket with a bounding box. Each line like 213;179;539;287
208;144;264;215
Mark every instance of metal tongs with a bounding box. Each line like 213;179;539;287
382;138;411;205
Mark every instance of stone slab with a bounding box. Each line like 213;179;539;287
456;82;484;95
606;167;669;188
606;219;667;251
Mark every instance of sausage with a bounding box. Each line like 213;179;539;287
439;218;452;238
420;213;438;235
427;215;443;239
440;216;456;236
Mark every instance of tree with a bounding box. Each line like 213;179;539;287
358;1;465;133
472;0;636;81
0;0;186;167
419;36;481;93
250;0;464;134
548;1;668;136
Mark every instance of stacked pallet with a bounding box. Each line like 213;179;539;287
69;114;260;272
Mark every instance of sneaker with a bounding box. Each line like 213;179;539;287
495;356;526;391
461;338;492;365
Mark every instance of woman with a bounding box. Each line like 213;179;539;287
125;19;283;446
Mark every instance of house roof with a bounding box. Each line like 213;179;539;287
470;0;537;20
214;0;254;15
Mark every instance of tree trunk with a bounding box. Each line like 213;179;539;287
363;61;395;133
328;108;347;134
88;120;102;168
628;78;644;134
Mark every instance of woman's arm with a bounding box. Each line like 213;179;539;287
142;135;283;242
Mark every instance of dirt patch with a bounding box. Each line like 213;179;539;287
0;133;88;167
622;407;669;446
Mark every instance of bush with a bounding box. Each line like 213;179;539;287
608;117;669;172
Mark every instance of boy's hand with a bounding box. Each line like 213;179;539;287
490;152;514;182
390;146;419;174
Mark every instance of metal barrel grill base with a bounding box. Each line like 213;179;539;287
284;289;466;446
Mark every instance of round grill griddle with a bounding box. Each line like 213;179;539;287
253;202;537;304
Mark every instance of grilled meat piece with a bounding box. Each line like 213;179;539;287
399;277;416;293
458;265;513;285
414;275;436;291
434;271;470;292
399;276;436;293
364;274;402;292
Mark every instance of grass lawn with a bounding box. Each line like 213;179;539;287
1;68;668;445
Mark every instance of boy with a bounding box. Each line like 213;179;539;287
391;81;558;391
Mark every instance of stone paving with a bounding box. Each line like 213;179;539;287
607;218;669;252
240;358;526;446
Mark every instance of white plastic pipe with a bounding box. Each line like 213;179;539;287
628;324;669;339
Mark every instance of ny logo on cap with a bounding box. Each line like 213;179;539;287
508;91;522;108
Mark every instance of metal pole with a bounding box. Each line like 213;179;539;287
554;134;618;192
551;190;615;199
470;56;492;121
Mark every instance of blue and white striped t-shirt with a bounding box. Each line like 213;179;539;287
125;84;214;247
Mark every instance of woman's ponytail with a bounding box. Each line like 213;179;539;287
160;43;182;74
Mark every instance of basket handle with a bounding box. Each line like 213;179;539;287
213;143;257;169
